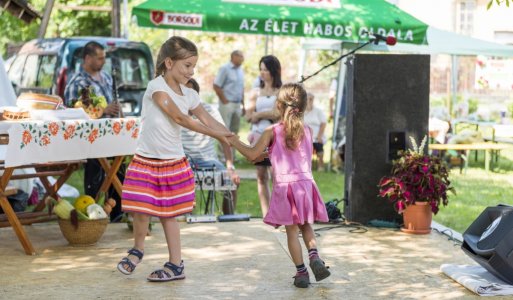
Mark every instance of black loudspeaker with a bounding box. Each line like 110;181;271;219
343;54;430;224
461;205;513;284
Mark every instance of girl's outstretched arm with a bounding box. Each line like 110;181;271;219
229;126;273;162
190;104;231;134
153;91;233;143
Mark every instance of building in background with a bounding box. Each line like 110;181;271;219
389;0;513;119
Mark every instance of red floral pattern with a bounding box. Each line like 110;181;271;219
48;122;59;136
131;128;139;139
22;130;32;145
63;124;76;140
126;119;135;131
41;135;50;146
88;128;99;143
19;118;140;148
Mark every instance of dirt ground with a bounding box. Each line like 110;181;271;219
0;219;508;299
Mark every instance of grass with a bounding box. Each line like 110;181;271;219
64;162;344;219
432;149;513;233
60;121;513;234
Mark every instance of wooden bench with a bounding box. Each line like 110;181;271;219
0;131;87;254
452;121;513;160
0;160;86;255
0;186;57;228
429;142;513;172
483;124;513;144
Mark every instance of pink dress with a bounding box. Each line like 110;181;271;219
263;123;329;227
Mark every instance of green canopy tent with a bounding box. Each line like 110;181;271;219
132;0;429;45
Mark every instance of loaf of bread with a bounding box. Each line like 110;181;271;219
17;93;63;110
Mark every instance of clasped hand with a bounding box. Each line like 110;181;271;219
226;135;267;163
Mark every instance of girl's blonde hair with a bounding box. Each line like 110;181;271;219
277;83;308;150
155;36;198;78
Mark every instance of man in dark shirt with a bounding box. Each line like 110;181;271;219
64;41;124;221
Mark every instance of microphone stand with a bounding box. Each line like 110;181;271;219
299;39;374;84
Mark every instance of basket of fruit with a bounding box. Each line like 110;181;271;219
52;193;115;246
72;86;108;119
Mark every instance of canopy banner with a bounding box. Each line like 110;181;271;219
223;0;342;9
133;0;429;44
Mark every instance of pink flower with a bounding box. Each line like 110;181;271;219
396;201;406;213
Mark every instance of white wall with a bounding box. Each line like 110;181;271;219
390;0;454;31
390;0;513;44
473;0;513;43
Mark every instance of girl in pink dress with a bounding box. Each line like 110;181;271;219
228;83;330;288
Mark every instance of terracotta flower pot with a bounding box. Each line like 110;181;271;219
401;202;432;234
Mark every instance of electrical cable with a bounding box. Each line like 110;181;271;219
433;228;463;246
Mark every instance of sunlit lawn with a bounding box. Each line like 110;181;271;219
62;120;513;234
432;148;513;233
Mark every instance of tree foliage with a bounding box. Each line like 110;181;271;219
0;0;111;57
1;0;337;106
487;0;511;9
0;0;44;56
46;0;111;38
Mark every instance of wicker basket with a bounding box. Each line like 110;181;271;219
58;218;109;246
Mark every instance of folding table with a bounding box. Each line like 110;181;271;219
0;117;140;255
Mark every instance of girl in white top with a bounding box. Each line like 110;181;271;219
304;93;327;171
245;55;282;216
117;36;232;282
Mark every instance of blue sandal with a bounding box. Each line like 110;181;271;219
147;261;185;282
117;248;144;275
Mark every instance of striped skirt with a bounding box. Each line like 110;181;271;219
121;155;195;218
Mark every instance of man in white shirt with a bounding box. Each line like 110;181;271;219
183;79;240;214
213;50;245;136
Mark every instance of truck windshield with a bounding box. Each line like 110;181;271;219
106;49;151;89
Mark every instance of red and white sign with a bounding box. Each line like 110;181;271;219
475;56;513;90
223;0;341;9
150;11;203;27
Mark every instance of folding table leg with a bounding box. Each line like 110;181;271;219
98;156;124;199
0;168;36;255
33;164;79;212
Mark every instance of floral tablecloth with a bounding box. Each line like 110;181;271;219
4;118;140;167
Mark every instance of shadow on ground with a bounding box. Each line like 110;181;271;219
0;220;506;299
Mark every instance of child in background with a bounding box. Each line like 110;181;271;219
304;92;327;172
228;83;330;288
117;36;232;282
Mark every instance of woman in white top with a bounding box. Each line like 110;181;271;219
304;93;327;171
117;36;232;282
245;55;282;216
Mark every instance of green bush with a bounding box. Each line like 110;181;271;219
507;102;513;118
468;98;479;114
430;97;446;108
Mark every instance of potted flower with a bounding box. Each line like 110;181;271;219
378;136;455;234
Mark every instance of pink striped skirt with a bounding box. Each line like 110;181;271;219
121;155;195;218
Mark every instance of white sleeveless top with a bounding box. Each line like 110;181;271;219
251;89;276;134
